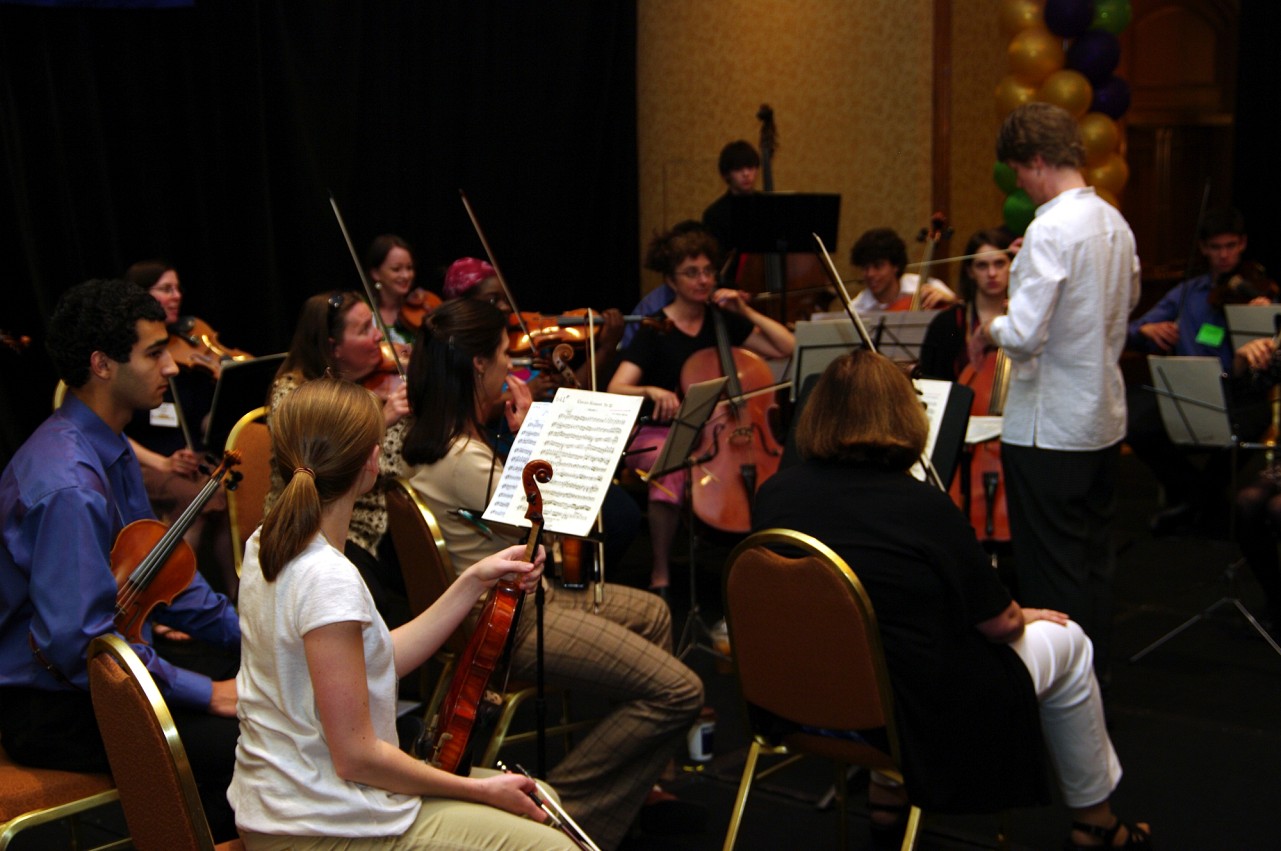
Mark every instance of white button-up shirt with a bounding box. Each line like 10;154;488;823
989;186;1140;451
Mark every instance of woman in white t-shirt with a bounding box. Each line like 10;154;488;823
229;377;575;850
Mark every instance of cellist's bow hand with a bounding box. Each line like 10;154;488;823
644;387;681;423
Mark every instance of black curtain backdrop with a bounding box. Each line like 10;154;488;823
0;1;638;463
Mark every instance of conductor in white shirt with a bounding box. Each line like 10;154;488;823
975;103;1141;678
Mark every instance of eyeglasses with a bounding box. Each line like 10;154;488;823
149;283;181;296
674;266;716;281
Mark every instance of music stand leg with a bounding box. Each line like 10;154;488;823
675;461;731;665
1129;558;1281;662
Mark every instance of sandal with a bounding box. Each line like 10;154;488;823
1065;819;1153;850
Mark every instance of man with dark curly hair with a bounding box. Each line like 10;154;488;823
849;226;956;311
0;278;241;841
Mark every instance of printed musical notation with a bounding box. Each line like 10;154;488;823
483;388;643;537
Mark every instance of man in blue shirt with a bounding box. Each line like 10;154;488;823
1125;209;1276;534
0;279;240;840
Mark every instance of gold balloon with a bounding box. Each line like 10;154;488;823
1079;112;1120;166
1036;69;1093;119
1086;153;1130;194
1094;187;1121;209
1008;26;1065;85
995;74;1039;116
1000;0;1044;36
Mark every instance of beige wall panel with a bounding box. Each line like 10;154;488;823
637;1;1013;297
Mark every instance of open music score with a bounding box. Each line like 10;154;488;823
911;378;953;483
483;388;642;537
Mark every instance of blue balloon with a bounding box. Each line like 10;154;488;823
1045;0;1095;38
1067;30;1121;86
1091;75;1131;119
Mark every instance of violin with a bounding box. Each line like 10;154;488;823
112;451;241;644
428;460;552;774
507;310;669;355
1207;261;1278;309
166;316;252;379
680;305;784;534
398;287;444;332
361;340;410;399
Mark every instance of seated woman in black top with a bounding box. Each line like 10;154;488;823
608;225;794;593
918;227;1014;381
753;350;1151;851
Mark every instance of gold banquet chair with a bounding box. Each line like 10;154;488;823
223;406;271;576
383;478;593;767
87;635;243;851
0;742;123;850
721;529;923;851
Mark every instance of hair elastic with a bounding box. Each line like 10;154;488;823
293;466;315;479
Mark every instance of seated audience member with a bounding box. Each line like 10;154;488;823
230;377;577;850
0;279;240;840
753;350;1150;851
402;298;704;850
263;291;412;627
850;227;956;312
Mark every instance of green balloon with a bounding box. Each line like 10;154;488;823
994;161;1019;195
1003;190;1036;236
1092;0;1132;35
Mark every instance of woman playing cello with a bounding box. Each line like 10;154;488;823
608;225;794;594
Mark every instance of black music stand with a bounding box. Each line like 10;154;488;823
643;377;729;660
202;353;285;456
1129;355;1281;661
721;192;841;324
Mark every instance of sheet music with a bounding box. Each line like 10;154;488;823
483;389;643;537
909;378;952;482
965;416;1003;445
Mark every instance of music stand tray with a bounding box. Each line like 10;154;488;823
720;192;840;255
203;353;285;456
1225;304;1281;352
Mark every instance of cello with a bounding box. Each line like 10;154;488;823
680;304;785;534
426;460;552;774
112;451;242;643
951;325;1012;546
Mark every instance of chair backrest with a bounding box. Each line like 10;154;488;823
384;478;467;656
87;635;216;851
224;406;271;576
723;529;903;755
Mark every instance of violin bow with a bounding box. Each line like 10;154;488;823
812;232;945;491
458;190;534;347
327;191;406;381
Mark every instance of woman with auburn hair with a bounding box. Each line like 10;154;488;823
753;350;1151;851
264;291;413;626
230;377;575;850
402;298;704;850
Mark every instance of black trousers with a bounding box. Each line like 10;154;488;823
1002;442;1119;677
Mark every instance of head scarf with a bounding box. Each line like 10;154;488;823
443;257;497;300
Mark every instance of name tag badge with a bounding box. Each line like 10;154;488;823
1195;323;1225;348
150;402;179;428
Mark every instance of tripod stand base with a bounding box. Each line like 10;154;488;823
1130;595;1281;662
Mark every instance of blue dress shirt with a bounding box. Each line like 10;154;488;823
1126;274;1235;371
0;396;239;709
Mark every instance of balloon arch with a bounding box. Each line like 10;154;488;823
994;0;1133;234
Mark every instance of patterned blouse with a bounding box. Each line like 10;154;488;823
263;372;411;557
